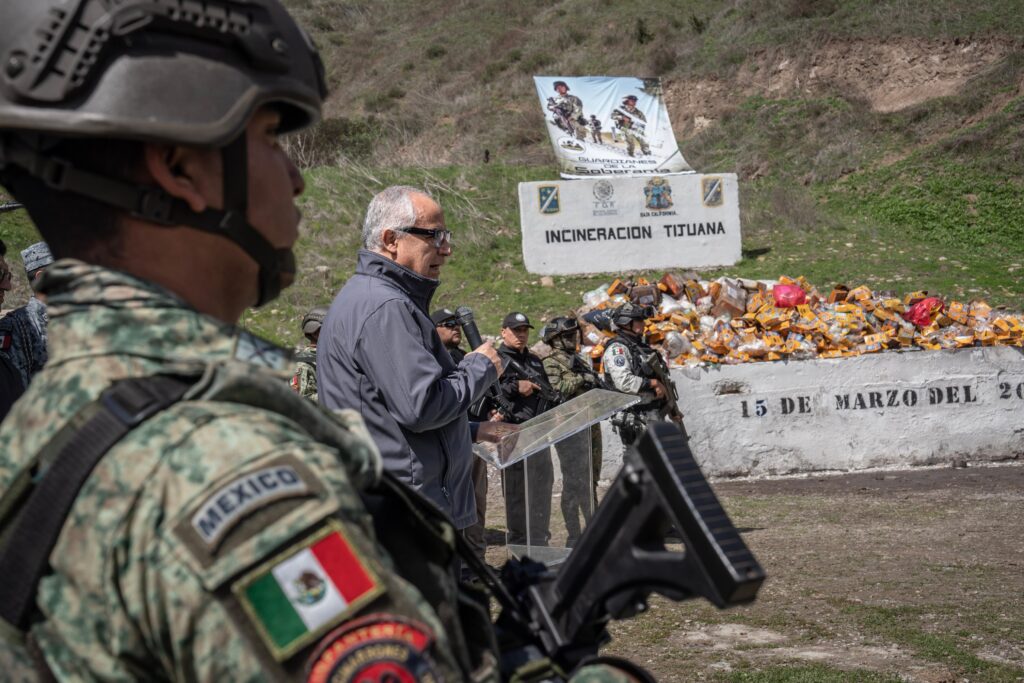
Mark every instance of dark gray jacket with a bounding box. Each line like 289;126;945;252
317;250;495;528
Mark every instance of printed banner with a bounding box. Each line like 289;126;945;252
519;174;740;275
534;76;692;178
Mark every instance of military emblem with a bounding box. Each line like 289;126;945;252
294;571;327;606
538;185;560;214
643;177;673;211
702;176;724;207
307;616;439;683
593;180;614;202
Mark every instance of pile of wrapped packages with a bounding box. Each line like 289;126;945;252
576;273;1024;368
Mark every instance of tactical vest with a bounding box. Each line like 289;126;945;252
0;363;497;681
603;334;665;412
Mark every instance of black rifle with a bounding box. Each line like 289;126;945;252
503;354;563;413
0;202;24;214
639;347;683;423
569;353;612;392
454;306;518;418
486;421;765;677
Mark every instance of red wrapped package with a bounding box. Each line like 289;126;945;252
772;284;806;308
902;297;944;327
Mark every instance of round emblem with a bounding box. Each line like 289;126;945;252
593;180;614;201
306;615;438;683
516;314;526;322
614;356;626;367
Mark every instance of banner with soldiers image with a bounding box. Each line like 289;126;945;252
534;76;693;179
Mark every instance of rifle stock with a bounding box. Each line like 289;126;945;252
497;421;765;672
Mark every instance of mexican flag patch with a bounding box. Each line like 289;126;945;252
233;521;385;661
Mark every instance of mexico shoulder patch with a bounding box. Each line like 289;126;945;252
233;520;385;661
306;615;438;683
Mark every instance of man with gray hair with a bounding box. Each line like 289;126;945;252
318;186;504;530
0;241;54;389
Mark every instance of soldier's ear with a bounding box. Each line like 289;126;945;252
144;143;220;214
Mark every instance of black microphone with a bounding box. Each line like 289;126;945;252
455;306;484;349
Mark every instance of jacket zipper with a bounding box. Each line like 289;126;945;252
439;431;451;504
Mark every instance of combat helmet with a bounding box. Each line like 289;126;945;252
541;316;579;344
302;305;329;340
0;0;328;305
610;302;655;332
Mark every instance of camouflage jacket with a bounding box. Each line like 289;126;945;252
290;346;317;402
0;261;485;682
0;296;48;389
542;348;593;400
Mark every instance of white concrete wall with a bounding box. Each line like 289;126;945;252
598;346;1024;479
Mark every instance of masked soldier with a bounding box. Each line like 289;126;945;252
0;2;643;681
611;95;651;157
541;316;603;546
602;303;678;445
291;306;328;401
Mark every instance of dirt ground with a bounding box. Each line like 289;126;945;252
666;37;1021;137
606;463;1024;682
483;461;1024;682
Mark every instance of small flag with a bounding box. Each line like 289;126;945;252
233;522;385;660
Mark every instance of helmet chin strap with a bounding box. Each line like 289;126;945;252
0;132;294;307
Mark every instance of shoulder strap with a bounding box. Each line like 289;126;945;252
0;374;193;632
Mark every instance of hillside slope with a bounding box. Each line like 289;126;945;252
2;1;1023;347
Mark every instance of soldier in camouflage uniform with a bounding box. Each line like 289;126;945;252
541;317;603;546
291;306;328;402
550;81;588;141
0;1;642;681
0;241;54;389
611;95;651;157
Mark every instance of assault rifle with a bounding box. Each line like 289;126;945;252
455;306;519;418
639;348;683;423
477;421;765;677
569;353;612;392
546;97;575;135
0;201;24;214
503;354;563;414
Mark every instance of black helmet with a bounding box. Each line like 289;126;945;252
0;0;327;306
610;302;654;330
553;80;569;91
302;306;329;338
540;316;579;344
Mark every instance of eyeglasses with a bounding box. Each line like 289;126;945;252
438;320;460;329
394;226;453;249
